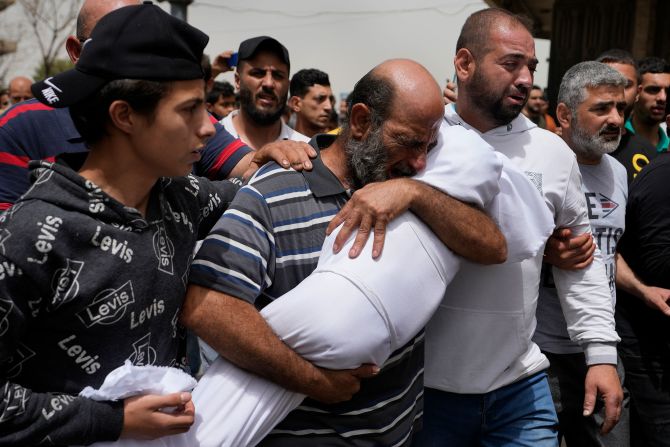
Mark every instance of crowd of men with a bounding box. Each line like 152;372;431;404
0;0;669;446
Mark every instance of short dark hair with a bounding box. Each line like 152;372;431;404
207;80;235;104
201;54;212;83
456;8;532;59
70;79;171;147
290;68;330;98
596;49;637;67
596;49;639;79
344;70;394;131
638;57;670;81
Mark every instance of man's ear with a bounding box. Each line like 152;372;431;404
289;95;301;113
348;103;371;138
556;102;572;129
454;48;475;84
65;35;82;64
234;72;240;91
108;100;135;135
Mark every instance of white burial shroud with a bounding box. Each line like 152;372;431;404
89;125;554;447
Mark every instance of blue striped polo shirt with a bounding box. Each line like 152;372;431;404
190;134;424;446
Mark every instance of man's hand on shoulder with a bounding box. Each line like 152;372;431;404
242;140;316;180
544;228;595;270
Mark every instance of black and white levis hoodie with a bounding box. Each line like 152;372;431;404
0;153;237;445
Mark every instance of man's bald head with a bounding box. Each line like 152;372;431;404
67;0;140;63
8;76;33;104
457;8;532;60
344;59;444;188
76;0;140;41
372;58;444;122
347;59;443;128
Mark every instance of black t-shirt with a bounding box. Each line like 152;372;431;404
616;152;670;340
611;132;659;185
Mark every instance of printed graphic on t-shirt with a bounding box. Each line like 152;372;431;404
585;192;619;219
631;152;650;179
525;171;543;193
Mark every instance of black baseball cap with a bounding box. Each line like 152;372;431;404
31;2;209;108
237;36;290;70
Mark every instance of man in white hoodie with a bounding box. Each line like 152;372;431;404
417;8;623;446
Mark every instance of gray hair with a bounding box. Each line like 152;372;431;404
558;61;627;115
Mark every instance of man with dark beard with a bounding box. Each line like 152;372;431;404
180;59;509;446
220;36;310;149
599;49;659;183
534;61;630;447
415;8;622;446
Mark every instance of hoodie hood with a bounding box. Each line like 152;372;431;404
444;103;538;137
24;154;151;231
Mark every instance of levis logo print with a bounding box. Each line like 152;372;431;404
27;215;62;265
57;334;101;374
6;343;36;378
128;333;156;366
201;192;222;218
0;384;29;422
85;180;106;214
185;174;200;197
0;261;22;280
76;280;135;328
50;259;84;309
0;229;10;255
0;298;13;336
153;225;174;275
90;225;133;263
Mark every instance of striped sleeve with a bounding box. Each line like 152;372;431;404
0;102;65;210
190;180;276;304
196;118;251;180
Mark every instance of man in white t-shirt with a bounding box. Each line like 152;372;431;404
534;61;629;446
220;36;309;148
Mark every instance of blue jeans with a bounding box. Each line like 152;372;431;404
416;372;559;446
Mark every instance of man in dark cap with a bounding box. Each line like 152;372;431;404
220;36;310;149
0;3;239;444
